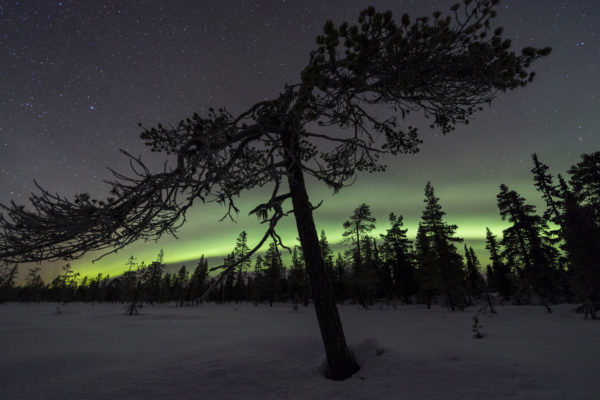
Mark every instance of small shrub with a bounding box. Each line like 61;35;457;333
472;315;483;339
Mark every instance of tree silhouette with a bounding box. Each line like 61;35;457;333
343;203;376;307
264;241;284;306
485;227;513;299
174;265;189;307
24;267;44;302
531;153;562;224
496;184;559;311
0;262;17;303
288;246;308;307
0;2;549;379
319;230;336;287
233;231;251;304
380;213;416;303
558;175;600;310
189;256;209;305
464;244;485;303
568;152;600;226
251;255;265;306
343;204;376;266
419;182;466;311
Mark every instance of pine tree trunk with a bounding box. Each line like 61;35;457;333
283;132;359;381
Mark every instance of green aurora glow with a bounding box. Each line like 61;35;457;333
36;178;532;281
2;1;599;283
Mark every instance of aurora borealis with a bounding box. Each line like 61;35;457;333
1;1;599;281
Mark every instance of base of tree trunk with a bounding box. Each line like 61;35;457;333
284;133;359;380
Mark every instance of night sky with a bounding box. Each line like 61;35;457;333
1;0;599;281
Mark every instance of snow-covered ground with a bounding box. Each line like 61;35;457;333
1;302;598;400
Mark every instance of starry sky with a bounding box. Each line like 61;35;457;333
1;0;599;282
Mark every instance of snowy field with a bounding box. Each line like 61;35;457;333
1;302;599;400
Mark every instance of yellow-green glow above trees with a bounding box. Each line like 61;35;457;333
42;179;519;281
2;1;599;282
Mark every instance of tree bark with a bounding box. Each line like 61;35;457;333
283;132;359;380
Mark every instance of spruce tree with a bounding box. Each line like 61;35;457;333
334;253;350;303
251;255;265;305
233;231;251;304
264;242;284;306
160;271;172;303
496;184;559;312
464;244;485;304
288;246;307;307
123;259;143;314
89;273;104;303
360;236;379;305
57;263;79;304
531;153;563;224
122;256;138;303
24;267;44;302
319;230;336;291
415;223;436;308
174;265;189;306
143;250;165;305
485;227;513;299
0;263;18;303
342;203;376;270
419;182;466;311
467;245;496;312
380;213;415;303
221;252;236;302
77;276;89;302
190;256;209;305
343;204;376;307
558;176;600;310
372;237;394;301
568;152;600;226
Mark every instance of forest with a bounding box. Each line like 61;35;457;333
2;151;598;319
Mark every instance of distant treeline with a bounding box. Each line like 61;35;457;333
1;152;599;317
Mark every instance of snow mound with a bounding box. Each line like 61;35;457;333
319;338;386;378
350;337;386;366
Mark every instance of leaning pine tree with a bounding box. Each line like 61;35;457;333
0;1;549;380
